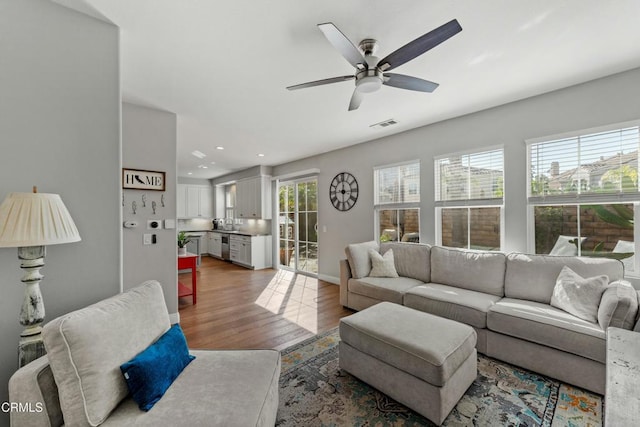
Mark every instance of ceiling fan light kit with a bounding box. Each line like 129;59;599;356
287;19;462;111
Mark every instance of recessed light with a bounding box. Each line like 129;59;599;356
187;172;193;175
191;150;206;159
197;165;208;169
257;153;265;157
216;146;224;150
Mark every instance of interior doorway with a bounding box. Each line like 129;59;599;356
278;178;318;275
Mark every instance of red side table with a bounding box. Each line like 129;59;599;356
178;252;197;304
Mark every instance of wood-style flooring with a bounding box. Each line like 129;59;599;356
178;256;354;351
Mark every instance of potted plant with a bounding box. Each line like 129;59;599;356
177;231;191;256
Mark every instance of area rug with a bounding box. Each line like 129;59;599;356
277;328;603;426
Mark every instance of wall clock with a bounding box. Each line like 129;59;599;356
329;172;358;211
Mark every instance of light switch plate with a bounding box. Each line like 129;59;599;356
143;234;152;245
164;219;176;229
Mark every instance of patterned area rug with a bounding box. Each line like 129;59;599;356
277;328;603;426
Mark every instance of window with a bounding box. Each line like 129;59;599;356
435;148;504;250
374;161;420;243
527;123;640;275
225;183;236;219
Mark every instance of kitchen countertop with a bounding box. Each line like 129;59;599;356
181;229;271;237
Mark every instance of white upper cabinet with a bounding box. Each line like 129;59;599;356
178;184;213;218
236;176;271;219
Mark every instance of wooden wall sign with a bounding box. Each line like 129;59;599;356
122;168;165;191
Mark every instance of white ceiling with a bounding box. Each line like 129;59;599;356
66;1;640;179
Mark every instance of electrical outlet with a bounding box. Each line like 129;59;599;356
143;234;152;245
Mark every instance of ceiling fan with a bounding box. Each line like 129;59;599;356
287;19;462;111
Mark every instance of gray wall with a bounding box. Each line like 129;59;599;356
0;0;121;422
122;103;178;316
272;67;640;282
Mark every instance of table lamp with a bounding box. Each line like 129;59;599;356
0;187;81;367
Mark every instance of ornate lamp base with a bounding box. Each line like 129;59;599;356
17;246;46;367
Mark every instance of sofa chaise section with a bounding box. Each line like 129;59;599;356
9;281;280;427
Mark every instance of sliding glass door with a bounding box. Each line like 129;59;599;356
278;178;318;275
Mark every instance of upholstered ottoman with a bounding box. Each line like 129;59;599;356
339;302;477;425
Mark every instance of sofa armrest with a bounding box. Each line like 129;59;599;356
9;355;63;427
340;259;352;307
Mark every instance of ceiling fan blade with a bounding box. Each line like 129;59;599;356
348;88;363;111
383;73;439;92
318;23;366;69
377;19;462;71
286;75;354;91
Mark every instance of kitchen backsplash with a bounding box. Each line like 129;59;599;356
178;218;214;231
178;218;272;235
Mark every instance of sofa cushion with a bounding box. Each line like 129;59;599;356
430;246;506;297
380;242;431;283
487;298;606;363
102;349;281;427
348;277;424;304
368;249;399;278
504;253;623;304
404;284;502;329
345;241;379;279
121;324;195;411
550;266;608;323
43;281;171;427
549;235;585;256
598;280;639;330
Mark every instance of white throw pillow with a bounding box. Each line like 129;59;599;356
345;241;379;279
550;265;608;323
368;248;399;278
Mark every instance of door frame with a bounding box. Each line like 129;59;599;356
277;176;318;276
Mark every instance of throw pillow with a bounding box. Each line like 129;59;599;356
598;280;639;330
368;248;399;278
345;241;379;279
121;324;195;411
550;265;608;323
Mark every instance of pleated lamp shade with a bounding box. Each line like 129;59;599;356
0;192;81;247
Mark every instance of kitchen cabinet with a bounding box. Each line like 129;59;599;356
199;233;209;255
178;184;213;218
229;234;271;269
208;232;222;258
177;185;186;218
236;176;271;220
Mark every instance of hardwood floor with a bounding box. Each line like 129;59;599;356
178;256;354;351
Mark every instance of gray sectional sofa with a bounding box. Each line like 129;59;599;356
340;242;640;394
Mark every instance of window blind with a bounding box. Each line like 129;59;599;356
435;148;504;207
528;126;640;203
374;161;420;206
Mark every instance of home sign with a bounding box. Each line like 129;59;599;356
122;168;165;191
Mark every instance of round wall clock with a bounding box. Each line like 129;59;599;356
329;172;358;211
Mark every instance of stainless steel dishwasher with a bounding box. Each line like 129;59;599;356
221;233;230;260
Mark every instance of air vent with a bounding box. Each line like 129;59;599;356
370;119;398;129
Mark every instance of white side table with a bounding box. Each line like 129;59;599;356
606;327;640;426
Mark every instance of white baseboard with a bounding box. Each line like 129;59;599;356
169;312;180;324
319;274;340;285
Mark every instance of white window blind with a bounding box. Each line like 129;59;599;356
435;148;504;207
374;161;420;207
528;126;640;203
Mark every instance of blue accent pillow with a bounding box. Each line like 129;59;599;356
120;324;195;411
